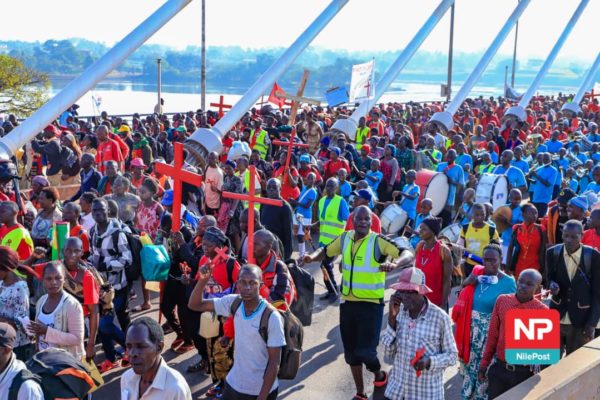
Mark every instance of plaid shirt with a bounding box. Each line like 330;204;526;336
381;299;457;400
90;219;132;290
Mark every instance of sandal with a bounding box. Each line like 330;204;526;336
373;370;388;388
174;342;196;354
132;304;152;313
206;383;222;396
170;337;185;351
352;394;368;400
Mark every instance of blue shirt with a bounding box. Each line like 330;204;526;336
546;140;563;154
568;178;579;193
556;158;569;172
472;275;516;313
409;212;431;248
511;159;530;174
296;187;317;220
490;152;499;164
460;202;474;225
339;181;352;201
400;183;420;220
493;165;527;189
537;144;548;153
437;162;464;207
365;170;384;191
575;153;588;165
532;165;558;203
501;205;523;246
457;154;473;169
585;181;600;194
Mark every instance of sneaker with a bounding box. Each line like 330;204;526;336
327;292;340;303
186;359;208;373
98;359;121;373
319;292;332;301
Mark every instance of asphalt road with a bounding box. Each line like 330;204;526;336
94;258;463;400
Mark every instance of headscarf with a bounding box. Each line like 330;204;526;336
385;144;396;157
203;226;231;249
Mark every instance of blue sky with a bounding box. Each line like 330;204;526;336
2;0;598;62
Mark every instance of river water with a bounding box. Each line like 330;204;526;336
51;81;578;117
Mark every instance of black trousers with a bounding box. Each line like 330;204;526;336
560;324;586;356
487;361;533;399
321;254;338;294
222;381;278;400
339;301;384;372
532;202;549;219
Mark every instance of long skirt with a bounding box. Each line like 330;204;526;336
461;310;491;400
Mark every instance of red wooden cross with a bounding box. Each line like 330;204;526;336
221;166;282;264
584;89;600;100
364;80;372;97
154;142;203;233
210;95;232;118
212;246;230;266
272;127;310;172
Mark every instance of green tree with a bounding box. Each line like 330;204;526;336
0;54;49;117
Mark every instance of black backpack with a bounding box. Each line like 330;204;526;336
231;297;303;380
9;348;96;400
109;229;143;282
287;260;315;326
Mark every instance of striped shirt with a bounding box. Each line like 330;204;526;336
480;294;548;370
381;299;457;400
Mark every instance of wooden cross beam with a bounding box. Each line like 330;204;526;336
154;142;203;232
272;128;310;171
275;92;321;107
288;70;310;125
221;166;282;264
210;95;232;118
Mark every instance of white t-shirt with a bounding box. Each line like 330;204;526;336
213;295;286;396
37;293;66;350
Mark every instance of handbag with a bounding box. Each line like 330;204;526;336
199;312;221;339
140;245;171;281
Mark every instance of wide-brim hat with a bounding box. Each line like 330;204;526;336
390;267;432;295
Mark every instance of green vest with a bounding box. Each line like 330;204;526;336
340;231;385;299
318;195;345;245
478;164;495;175
250;129;269;159
356;127;370;150
1;225;34;278
239;169;260;210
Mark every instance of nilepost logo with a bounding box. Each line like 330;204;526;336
505;309;560;365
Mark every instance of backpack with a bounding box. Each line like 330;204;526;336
231;297;303;380
287;260;315;326
63;263;115;315
109;229;143;282
9;348;96;400
416;240;462;287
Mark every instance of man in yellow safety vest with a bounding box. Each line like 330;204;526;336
249;119;270;160
302;205;414;400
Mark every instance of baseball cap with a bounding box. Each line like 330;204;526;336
161;190;174;206
390;267;432;294
299;154;310;163
0;322;16;348
352;189;372;202
118;125;131;133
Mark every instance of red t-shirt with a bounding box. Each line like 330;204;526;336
0;224;33;260
96;139;123;174
70;225;90;255
582;229;600;252
69;269;100;317
345;213;382;234
272;166;301;201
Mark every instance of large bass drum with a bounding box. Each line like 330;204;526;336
476;174;508;211
380;204;408;235
415;170;449;216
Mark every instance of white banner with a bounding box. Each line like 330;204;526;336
594;82;600;93
349;59;375;102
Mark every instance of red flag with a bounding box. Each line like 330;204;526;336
268;82;286;109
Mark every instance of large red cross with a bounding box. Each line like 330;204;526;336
584;89;600;100
221;165;282;264
154;142;203;232
210;95;232;118
363;80;372;97
272;127;310;171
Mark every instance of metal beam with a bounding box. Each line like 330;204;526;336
0;0;193;160
329;0;455;141
428;0;531;132
185;0;349;167
505;0;590;122
562;52;600;116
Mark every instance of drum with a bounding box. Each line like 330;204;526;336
439;223;461;243
476;174;508;211
380;204;408;235
491;205;512;235
392;236;414;253
415;170;450;217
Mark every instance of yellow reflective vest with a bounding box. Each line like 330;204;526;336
356;126;370;150
340;231;385;299
318;195;345;245
250;129;269;160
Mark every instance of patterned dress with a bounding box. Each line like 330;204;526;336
135;201;162;240
0;280;31;349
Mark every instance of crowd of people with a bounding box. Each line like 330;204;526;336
0;91;599;400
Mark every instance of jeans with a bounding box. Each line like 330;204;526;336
99;287;129;362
